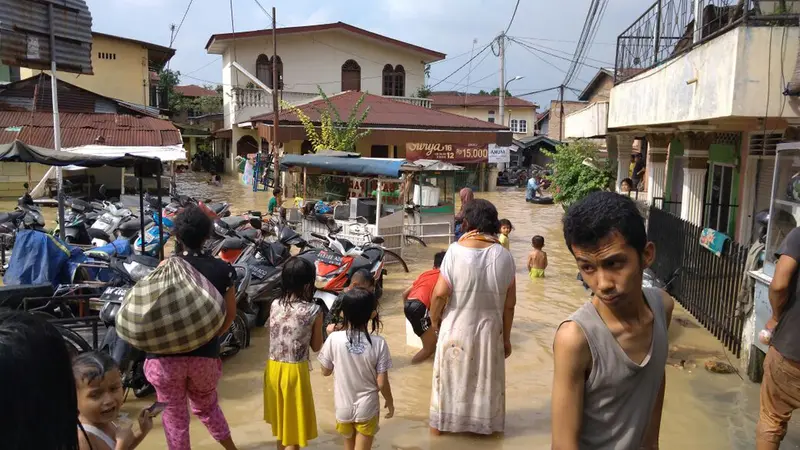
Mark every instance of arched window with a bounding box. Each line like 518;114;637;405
341;59;361;92
256;54;271;87
393;65;405;97
272;55;283;90
382;64;394;96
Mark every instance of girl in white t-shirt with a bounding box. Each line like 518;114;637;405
318;288;394;450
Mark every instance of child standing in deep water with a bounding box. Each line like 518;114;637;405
318;288;395;450
499;219;513;250
74;351;153;450
264;257;324;449
527;235;548;279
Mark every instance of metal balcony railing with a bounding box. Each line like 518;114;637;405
615;0;800;83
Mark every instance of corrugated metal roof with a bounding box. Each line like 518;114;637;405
0;0;93;75
252;91;506;131
0;111;181;148
175;85;218;97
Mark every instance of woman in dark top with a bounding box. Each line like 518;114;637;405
143;205;239;450
0;311;80;450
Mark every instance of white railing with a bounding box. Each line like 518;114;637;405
564;101;609;139
384;96;432;109
232;88;319;109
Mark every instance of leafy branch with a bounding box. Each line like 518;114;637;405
542;139;613;208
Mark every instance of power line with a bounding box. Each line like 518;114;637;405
169;0;195;47
505;0;521;34
183;58;222;76
510;37;604;70
252;0;273;20
509;37;613;66
429;43;492;89
451;48;491;91
511;36;615;46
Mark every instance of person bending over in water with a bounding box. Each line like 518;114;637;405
402;251;446;364
552;192;673;450
74;351;153;450
527;235;548;279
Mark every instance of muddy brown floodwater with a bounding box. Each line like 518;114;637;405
3;172;799;448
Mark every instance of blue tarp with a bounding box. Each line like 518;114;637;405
3;230;72;286
281;154;407;178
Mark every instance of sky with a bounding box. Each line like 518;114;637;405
87;0;646;109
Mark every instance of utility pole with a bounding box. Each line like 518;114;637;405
558;84;565;141
48;3;65;241
498;32;506;129
271;6;281;189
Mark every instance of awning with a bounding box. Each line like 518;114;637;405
281;154;412;178
0;140;159;169
409;159;464;172
66;144;187;162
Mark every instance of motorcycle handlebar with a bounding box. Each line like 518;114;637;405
310;232;328;241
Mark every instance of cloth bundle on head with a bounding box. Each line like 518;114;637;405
116;257;225;354
456;187;474;221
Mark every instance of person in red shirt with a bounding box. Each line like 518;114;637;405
403;251;446;364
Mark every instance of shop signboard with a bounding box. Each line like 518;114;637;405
488;144;510;163
405;142;488;164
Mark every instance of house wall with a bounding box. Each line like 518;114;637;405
564;102;608;139
20;34;151;106
587;76;613;103
547;100;588;141
221;29;426;94
435;105;536;139
608;26;800;129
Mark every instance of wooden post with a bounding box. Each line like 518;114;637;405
271;7;281;189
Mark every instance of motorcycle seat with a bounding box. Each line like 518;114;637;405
87;228;112;242
361;247;383;265
207;203;226;214
0;210;24;223
349;255;374;274
221;237;247;250
240;228;260;240
118;216;153;231
70;198;93;212
338;238;356;253
222;216;248;229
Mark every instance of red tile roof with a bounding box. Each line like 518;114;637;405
430;94;537;108
175;85;219;97
251;91;507;131
0;112;183;148
205;22;445;61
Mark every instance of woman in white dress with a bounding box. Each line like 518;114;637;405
429;198;517;435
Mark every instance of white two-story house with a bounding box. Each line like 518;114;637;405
204;21;445;170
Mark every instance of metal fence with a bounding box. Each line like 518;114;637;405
615;0;800;83
648;206;748;357
652;197;682;217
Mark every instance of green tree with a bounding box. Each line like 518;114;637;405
281;86;371;152
157;68;183;111
542;139;613;208
416;64;432;98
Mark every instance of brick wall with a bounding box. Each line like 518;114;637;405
587;76;613;103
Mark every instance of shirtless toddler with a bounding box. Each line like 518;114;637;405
527;235;548;279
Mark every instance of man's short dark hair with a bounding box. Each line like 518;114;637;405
174;205;212;250
563;191;646;255
273;188;282;196
433;251;446;269
463;199;500;235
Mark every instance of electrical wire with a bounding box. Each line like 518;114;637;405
429;43;492;89
252;0;273;20
451;49;491;91
511;35;615;46
510;37;604;70
169;0;195;47
183;58;222;76
505;0;521;34
509;37;613;66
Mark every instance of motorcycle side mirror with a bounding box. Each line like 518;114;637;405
98;184;107;197
371;236;385;245
250;218;263;230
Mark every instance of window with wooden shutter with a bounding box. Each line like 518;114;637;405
341;59;361;92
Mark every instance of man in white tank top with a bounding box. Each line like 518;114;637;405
551;192;674;450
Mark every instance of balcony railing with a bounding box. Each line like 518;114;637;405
615;0;800;84
385;96;432;109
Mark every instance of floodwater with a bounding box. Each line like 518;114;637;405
3;172;799;448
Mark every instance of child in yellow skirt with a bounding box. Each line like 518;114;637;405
318;288;395;450
264;257;324;449
527;235;548;279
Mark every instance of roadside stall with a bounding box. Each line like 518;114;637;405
747;142;800;381
281;153;421;261
403;159;464;246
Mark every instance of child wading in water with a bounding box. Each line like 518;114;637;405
326;269;375;335
264;257;324;449
527;235;548;279
318;288;395;450
74;351;153;450
499;219;513;250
